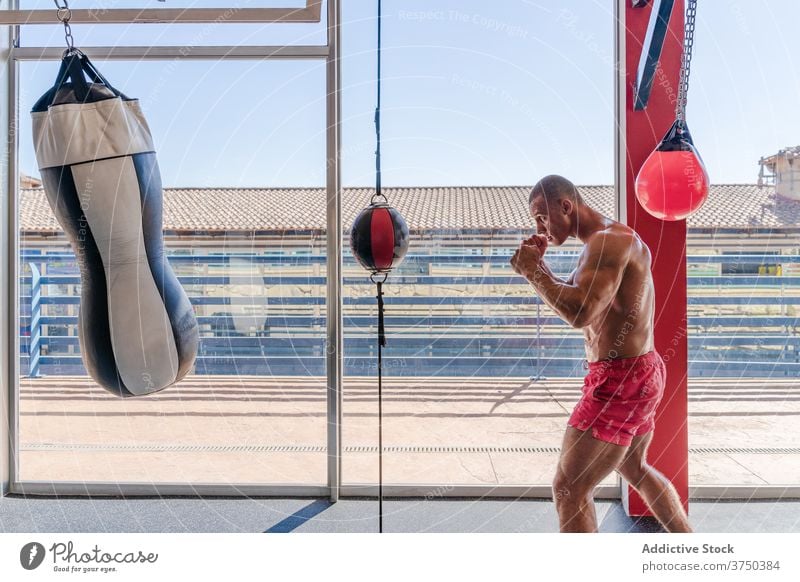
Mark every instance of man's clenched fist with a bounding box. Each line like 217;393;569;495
510;234;548;280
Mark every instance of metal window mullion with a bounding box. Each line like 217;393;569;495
5;14;20;494
11;480;800;501
12;481;329;497
325;0;342;503
613;0;627;495
614;0;627;226
0;2;322;25
11;45;329;61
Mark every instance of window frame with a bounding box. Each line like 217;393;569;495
3;0;798;502
2;0;344;499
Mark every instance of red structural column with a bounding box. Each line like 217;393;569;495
622;1;690;516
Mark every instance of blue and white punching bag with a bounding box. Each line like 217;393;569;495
31;51;198;397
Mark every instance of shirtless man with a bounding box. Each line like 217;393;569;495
510;174;692;533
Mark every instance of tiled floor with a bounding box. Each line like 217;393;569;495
1;495;799;533
16;376;800;487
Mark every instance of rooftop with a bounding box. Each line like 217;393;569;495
760;145;800;166
20;184;800;233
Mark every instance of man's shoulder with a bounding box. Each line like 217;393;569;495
582;224;651;273
586;222;639;251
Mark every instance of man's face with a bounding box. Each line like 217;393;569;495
529;195;571;246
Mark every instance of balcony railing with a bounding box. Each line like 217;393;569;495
18;250;800;378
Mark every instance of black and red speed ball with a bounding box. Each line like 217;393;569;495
350;202;409;273
635;119;710;221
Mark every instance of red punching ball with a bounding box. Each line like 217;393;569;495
635;120;709;222
350;202;410;274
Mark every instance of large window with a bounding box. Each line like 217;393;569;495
7;0;799;499
17;55;329;487
686;2;800;489
340;0;617;492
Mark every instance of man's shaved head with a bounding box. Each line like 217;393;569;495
529;174;583;207
527;175;585;246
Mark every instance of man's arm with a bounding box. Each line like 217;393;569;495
533;257;574;286
513;232;631;329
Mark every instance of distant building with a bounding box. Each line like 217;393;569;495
16;185;800;378
19;174;42;189
759;146;800;201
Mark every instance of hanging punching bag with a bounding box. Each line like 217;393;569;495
31;51;199;397
635;119;709;221
635;0;708;222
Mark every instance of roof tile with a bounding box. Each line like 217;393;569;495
19;185;797;233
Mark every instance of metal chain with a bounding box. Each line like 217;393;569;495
53;0;75;52
675;0;698;122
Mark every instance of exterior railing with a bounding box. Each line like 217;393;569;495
19;250;800;378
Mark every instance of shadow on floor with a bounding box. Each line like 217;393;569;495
264;499;334;533
600;504;666;533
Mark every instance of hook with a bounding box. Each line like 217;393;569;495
369;271;388;284
370;192;389;205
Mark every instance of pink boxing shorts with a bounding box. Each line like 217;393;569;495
567;350;667;447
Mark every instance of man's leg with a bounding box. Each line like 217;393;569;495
615;431;693;533
553;426;629;532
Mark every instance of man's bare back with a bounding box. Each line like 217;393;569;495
573;222;656;362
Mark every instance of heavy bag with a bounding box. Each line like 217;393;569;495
31;51;199;397
635;119;710;222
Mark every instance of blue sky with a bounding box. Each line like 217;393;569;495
17;0;800;187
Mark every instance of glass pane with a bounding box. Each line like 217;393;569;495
687;1;800;489
341;0;615;492
18;59;327;485
15;0;325;47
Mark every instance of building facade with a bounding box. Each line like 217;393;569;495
18;184;800;379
